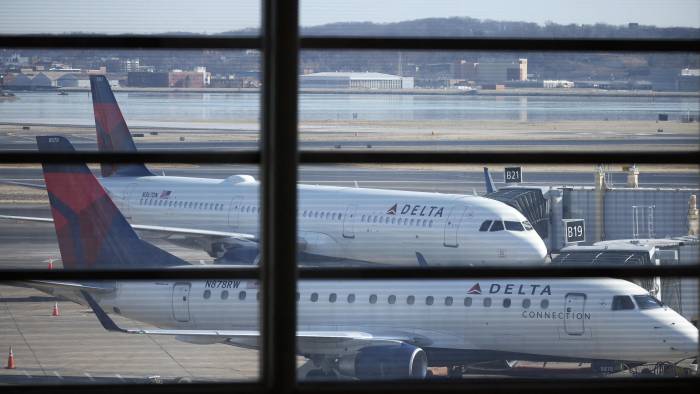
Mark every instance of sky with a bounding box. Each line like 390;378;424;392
0;0;698;35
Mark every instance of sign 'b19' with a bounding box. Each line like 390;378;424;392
564;219;585;243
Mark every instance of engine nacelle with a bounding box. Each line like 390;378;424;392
213;244;259;265
338;344;428;380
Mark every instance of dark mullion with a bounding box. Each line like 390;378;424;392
0;151;696;165
0;265;696;281
261;0;299;392
297;266;700;280
1;36;697;52
0;35;261;49
0;151;260;164
301;37;699;52
298;378;699;394
298;151;699;165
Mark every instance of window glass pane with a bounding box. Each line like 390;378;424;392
633;294;664;310
504;221;525;231
612;295;636;310
298;51;699;158
302;0;699;38
296;162;697;268
0;49;261;152
291;279;699;381
1;279;259;383
479;220;492;232
0;163;260;269
489;221;504;232
1;1;260;35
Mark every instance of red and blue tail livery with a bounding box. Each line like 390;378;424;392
38;136;184;269
89;75;154;177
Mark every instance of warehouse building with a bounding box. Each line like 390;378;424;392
127;71;169;87
300;72;414;89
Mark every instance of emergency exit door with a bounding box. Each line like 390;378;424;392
564;293;586;335
172;283;191;322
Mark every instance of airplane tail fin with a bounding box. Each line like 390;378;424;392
38;136;185;269
89;75;154;177
483;167;496;194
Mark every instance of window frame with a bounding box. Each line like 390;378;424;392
0;1;697;394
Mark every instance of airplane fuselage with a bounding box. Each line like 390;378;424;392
78;277;696;365
100;175;547;266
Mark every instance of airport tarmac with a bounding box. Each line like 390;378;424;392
1;120;698;152
1;161;697;384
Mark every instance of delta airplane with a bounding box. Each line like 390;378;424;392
11;136;698;380
1;75;547;267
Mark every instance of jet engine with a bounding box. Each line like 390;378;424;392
338;344;428;379
213;244;260;265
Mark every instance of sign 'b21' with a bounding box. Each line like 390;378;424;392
504;167;522;183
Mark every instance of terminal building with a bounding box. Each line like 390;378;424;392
300;72;414;89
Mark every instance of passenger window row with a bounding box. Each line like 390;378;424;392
291;292;550;310
201;289;550;311
360;215;434;228
301;210;343;221
140;198;225;211
236;205;261;214
203;289;252;301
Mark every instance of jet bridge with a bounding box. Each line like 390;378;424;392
552;237;699;324
486;187;549;241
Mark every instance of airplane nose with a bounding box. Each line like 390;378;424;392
668;322;699;357
532;237;548;261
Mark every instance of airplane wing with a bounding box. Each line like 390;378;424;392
0;214;258;244
81;290;426;352
0;215;328;258
0;214;53;224
0;180;46;190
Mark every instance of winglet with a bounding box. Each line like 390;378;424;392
415;252;428;267
483;167;496;194
80;290;127;333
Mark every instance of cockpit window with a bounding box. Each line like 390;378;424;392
489;220;504;232
523;221;534;231
611;295;635;310
479;220;492;232
504;221;524;231
633;295;664;310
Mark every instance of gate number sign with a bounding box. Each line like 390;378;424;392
504;167;522;183
564;219;585;243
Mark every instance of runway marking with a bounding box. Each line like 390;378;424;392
53;371;63;380
84;372;95;382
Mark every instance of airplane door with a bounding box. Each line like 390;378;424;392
342;205;357;239
564;293;586;335
443;206;468;247
172;283;191;322
227;196;244;229
122;183;138;219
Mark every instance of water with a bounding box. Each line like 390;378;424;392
0;91;698;127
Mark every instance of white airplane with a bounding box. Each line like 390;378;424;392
13;136;698;380
0;75;547;267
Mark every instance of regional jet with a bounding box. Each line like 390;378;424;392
0;75;547;267
11;136;698;380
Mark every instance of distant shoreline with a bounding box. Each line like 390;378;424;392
48;86;700;98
